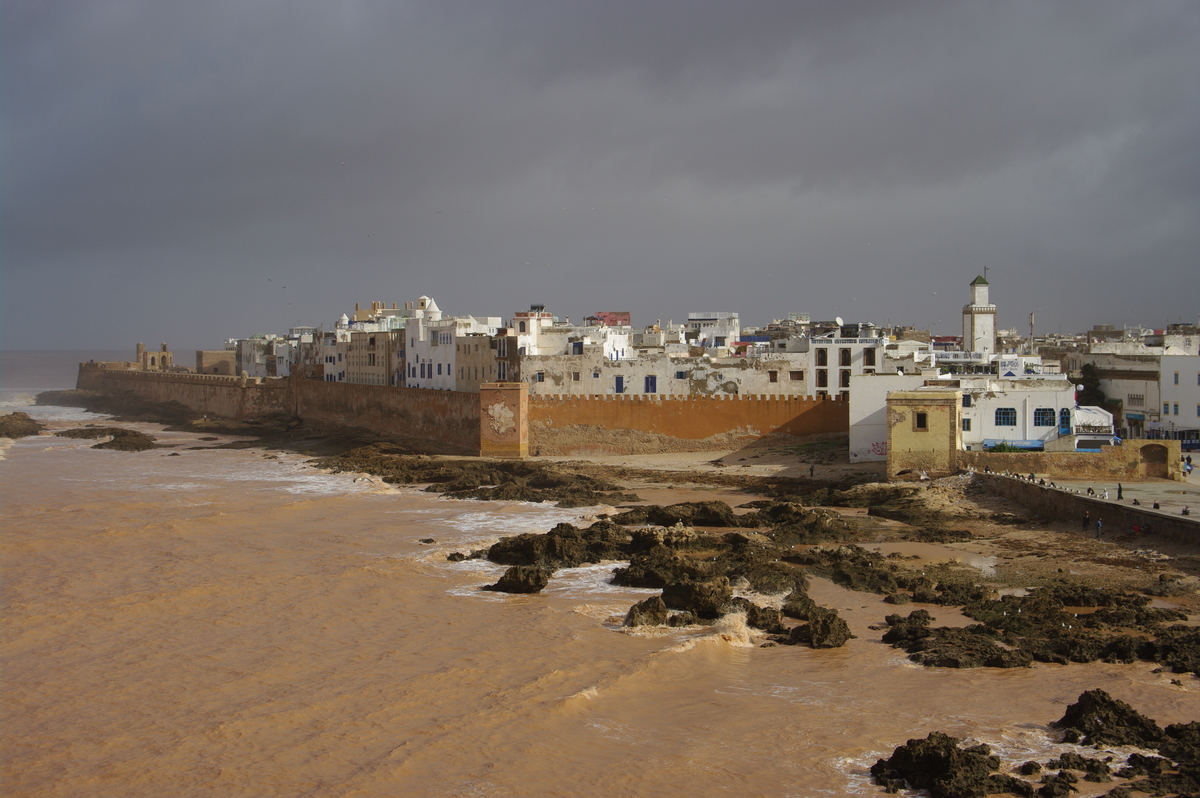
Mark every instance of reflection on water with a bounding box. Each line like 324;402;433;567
1;405;1194;797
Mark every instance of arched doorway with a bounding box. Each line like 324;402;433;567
1138;443;1168;478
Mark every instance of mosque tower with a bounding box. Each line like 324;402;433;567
961;275;997;359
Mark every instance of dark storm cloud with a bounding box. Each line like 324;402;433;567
3;0;1197;348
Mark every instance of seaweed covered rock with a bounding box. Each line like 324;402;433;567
721;597;786;633
870;731;1032;798
0;412;45;438
487;520;631;568
801;606;853;649
624;595;668;627
1053;690;1164;748
661;577;733;619
901;626;1033;669
610;502;746;528
610;545;715;588
57;426;158;451
482;565;552;594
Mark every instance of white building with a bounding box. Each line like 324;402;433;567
961;275;997;360
1157;354;1200;440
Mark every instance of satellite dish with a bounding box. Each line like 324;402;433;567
1076;385;1085;392
835;316;844;327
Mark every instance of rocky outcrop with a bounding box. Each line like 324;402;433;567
1053;689;1165;748
789;607;853;649
482;565;552;594
870;731;1033;798
623;595;668;627
661;577;734;619
0;412;45;438
57;426;158;451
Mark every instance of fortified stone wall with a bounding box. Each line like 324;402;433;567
291;379;479;453
77;365;289;418
979;473;1199;545
77;367;848;457
958;440;1183;482
527;393;848;456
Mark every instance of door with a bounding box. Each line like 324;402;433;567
615;376;624;394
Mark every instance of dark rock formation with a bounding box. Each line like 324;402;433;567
624;595;668;627
790;607;853;649
1053;689;1164;748
721;597;786;633
610;501;745;528
661;577;733;619
57;426;158;451
482;565;552;594
870;731;1033;798
0;412;45;438
487;520;631;568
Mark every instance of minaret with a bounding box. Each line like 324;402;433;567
962;275;997;359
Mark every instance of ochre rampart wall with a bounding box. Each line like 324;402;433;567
76;368;848;457
958;440;1183;482
979;474;1199;544
77;365;289;418
527;394;848;456
291;379;479;453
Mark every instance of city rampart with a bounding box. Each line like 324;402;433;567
958;440;1183;482
77;364;288;419
291;379;479;453
979;473;1199;545
527;393;848;456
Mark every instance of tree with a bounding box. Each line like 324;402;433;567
1077;363;1107;407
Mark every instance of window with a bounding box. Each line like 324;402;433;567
995;408;1017;426
1174;403;1179;416
839;348;851;366
1165;403;1171;415
675;370;687;380
768;370;778;383
519;321;526;333
863;349;876;367
536;371;545;383
840;370;851;388
962;418;972;432
497;361;507;380
615;376;625;394
962;394;973;408
816;370;828;388
915;412;928;430
1060;408;1071;430
816;348;828;367
644;375;657;394
593;372;600;379
572;371;580;381
1128;393;1143;407
1175;372;1180;385
790;370;804;381
1033;408;1055;426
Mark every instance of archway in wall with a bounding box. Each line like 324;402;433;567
1138;443;1168;478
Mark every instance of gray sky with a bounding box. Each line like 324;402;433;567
4;0;1198;351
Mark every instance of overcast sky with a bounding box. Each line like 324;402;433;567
4;0;1198;351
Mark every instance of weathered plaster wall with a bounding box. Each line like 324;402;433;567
290;379;479;453
886;391;962;478
979;473;1199;544
528;394;847;455
958;440;1183;481
78;365;288;418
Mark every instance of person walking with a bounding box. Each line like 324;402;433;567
1117;483;1123;501
1082;510;1091;531
1096;518;1103;540
809;464;815;479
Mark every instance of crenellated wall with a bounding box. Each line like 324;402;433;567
77;365;289;418
527;393;848;455
291;378;479;453
76;366;850;456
